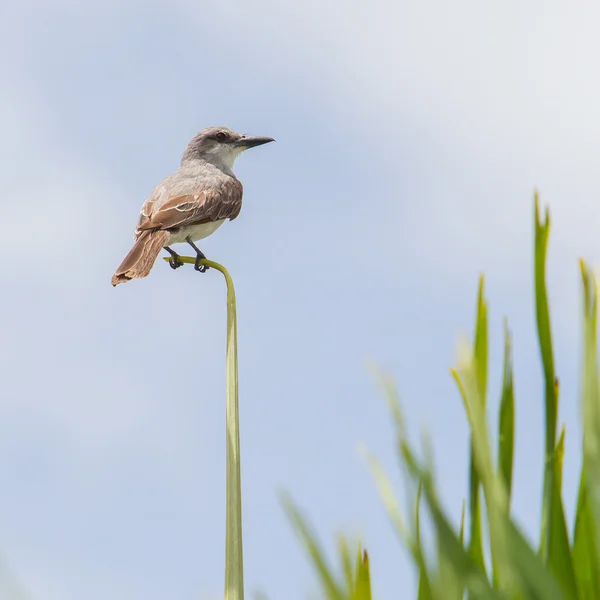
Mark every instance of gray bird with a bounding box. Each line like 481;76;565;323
111;126;274;286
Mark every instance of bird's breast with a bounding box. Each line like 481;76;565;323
170;219;226;244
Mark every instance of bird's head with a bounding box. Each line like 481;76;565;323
181;126;274;170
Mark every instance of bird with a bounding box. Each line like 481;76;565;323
111;126;274;286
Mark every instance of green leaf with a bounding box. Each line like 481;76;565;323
459;500;466;546
494;320;516;589
401;392;567;600
353;546;372;600
281;493;346;600
338;536;355;595
453;347;513;593
432;494;466;600
467;276;489;582
572;468;600;599
375;371;503;599
401;450;503;600
473;274;489;402
579;261;600;577
498;320;515;508
222;263;244;600
364;448;435;597
501;518;568;600
435;548;466;600
547;427;579;599
162;256;244;600
416;482;434;600
533;193;559;563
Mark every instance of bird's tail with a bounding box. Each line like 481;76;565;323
111;230;171;286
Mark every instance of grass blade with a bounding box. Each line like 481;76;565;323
222;263;244;600
404;361;567;600
467;277;488;582
454;344;513;593
362;441;438;599
338;537;354;595
494;319;515;589
572;468;600;599
162;256;244;600
501;518;568;600
368;374;499;600
533;194;559;563
547;427;579;598
498;321;515;508
353;546;372;600
415;482;434;600
281;493;345;600
579;261;600;574
402;451;503;600
459;500;466;546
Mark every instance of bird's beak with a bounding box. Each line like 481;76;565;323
237;135;275;149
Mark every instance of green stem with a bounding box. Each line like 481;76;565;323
162;256;243;600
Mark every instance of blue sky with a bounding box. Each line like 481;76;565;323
2;0;600;598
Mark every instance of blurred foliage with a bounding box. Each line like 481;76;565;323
285;193;600;599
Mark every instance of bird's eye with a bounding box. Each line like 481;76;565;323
215;131;228;142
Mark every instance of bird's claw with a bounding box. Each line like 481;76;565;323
194;261;208;273
169;256;183;270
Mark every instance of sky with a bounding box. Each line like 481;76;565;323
1;0;600;598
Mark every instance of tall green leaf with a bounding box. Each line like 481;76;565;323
162;256;244;600
467;276;489;582
415;482;434;600
453;343;514;594
401;449;504;600
498;321;515;508
579;262;600;576
495;320;515;589
222;263;244;600
459;500;466;546
353;546;372;600
533;194;559;564
572;468;600;599
339;536;355;595
411;351;567;600
281;493;345;600
547;427;579;599
369;375;501;600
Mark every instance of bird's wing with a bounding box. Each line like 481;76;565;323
135;177;243;236
133;197;156;239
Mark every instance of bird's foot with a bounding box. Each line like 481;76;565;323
186;237;209;273
165;246;183;270
169;256;183;270
194;255;209;273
